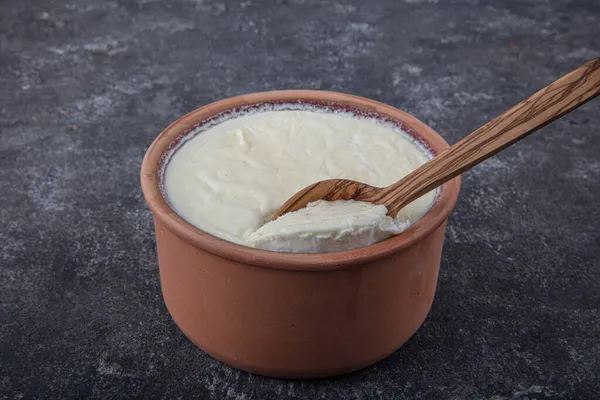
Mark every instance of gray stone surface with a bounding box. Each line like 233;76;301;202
1;0;599;398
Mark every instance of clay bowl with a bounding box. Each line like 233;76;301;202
140;90;461;379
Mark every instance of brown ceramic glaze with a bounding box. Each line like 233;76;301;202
140;90;461;379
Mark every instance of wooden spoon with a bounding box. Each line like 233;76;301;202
272;57;600;220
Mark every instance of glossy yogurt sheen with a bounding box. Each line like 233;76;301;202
162;107;436;253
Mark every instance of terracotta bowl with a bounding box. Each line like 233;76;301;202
140;90;461;379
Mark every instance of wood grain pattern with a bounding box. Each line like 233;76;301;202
273;57;600;219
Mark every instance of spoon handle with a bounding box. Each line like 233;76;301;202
382;57;600;216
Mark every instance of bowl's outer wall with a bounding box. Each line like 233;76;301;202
155;217;447;379
141;90;461;378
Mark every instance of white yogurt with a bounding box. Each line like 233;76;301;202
163;108;436;253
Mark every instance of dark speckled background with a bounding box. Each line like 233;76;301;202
1;0;599;398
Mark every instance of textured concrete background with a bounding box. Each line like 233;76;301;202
1;0;599;398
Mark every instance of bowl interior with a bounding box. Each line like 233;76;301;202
141;90;461;271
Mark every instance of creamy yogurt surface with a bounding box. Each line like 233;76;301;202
163;108;436;253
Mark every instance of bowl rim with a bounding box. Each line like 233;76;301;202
141;90;461;271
